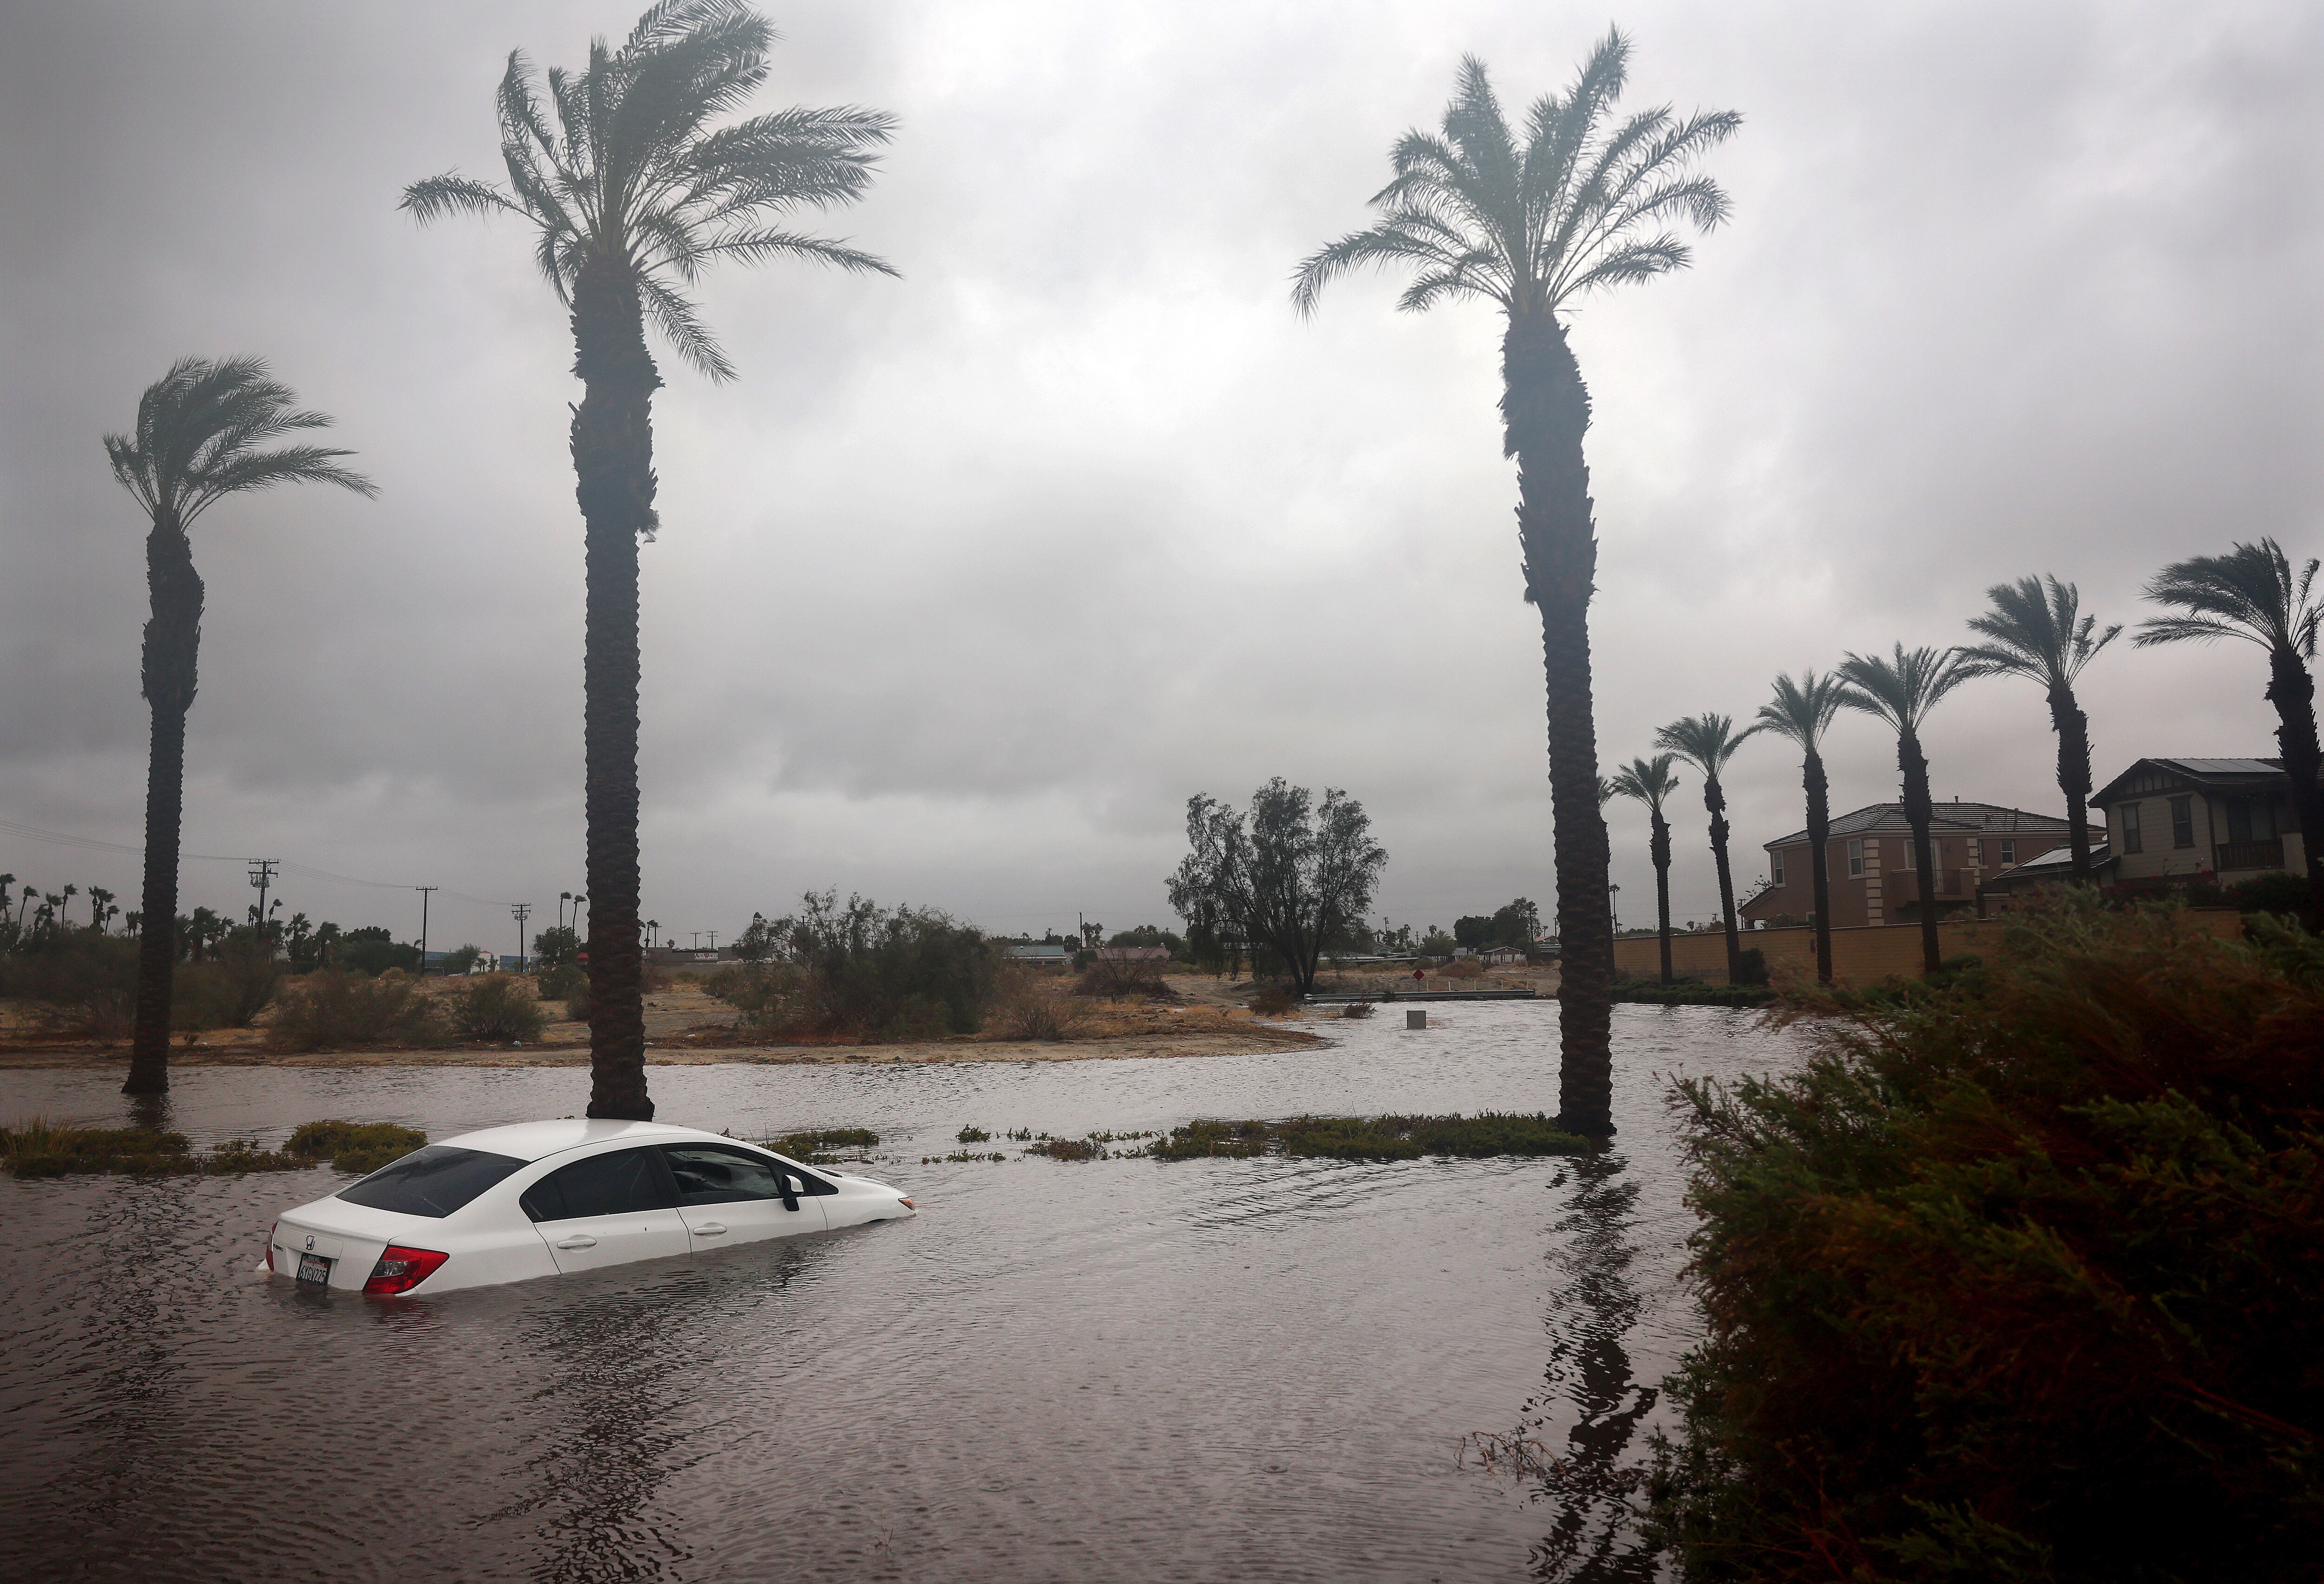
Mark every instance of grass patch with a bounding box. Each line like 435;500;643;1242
284;1120;427;1175
764;1127;878;1164
1612;978;1778;1007
1149;1112;1588;1162
1027;1136;1105;1161
0;1118;309;1178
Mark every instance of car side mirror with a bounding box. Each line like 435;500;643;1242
779;1174;801;1213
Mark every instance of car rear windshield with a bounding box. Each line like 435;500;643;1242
337;1145;526;1219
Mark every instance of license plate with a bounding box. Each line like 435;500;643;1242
297;1253;332;1286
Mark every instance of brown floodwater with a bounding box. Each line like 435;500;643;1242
0;1004;1807;1583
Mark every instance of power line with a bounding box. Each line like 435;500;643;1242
0;815;513;908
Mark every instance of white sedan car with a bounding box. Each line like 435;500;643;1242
265;1120;914;1296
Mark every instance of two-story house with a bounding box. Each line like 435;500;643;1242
1738;801;2093;929
2089;757;2309;888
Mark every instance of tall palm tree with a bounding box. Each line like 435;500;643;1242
2135;539;2324;925
1957;576;2118;882
1754;671;1846;985
106;357;375;1095
1293;33;1738;1137
1655;713;1758;983
1836;645;1973;976
404;0;897;1120
1609;755;1682;983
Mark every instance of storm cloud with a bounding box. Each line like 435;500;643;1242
3;0;2318;952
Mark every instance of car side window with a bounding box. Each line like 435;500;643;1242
521;1147;677;1223
660;1144;798;1205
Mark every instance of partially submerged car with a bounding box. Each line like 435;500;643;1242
265;1120;913;1296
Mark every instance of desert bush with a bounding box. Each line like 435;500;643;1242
1340;1000;1376;1019
715;892;998;1039
1733;946;1769;987
445;974;548;1042
535;962;585;1002
268;970;448;1052
1646;901;2324;1581
989;967;1078;1041
1072;955;1181;1001
285;1120;428;1175
0;934;139;1036
1246;981;1299;1015
1442;958;1486;979
174;935;283;1030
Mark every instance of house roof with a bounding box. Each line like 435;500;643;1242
1981;841;2113;889
2090;756;2298;806
1763;801;2086;850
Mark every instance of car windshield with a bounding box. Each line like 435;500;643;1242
337;1145;526;1219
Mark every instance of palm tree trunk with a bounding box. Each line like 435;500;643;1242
1703;775;1741;981
1650;814;1673;984
570;262;660;1122
1803;750;1833;986
2049;683;2095;883
125;516;200;1095
1898;730;1942;975
1506;308;1614;1138
2264;645;2324;930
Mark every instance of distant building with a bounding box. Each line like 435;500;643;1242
1477;945;1528;966
2091;757;2311;888
1740;801;2093;929
1005;942;1072;968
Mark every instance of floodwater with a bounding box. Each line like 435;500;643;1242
0;1004;1809;1583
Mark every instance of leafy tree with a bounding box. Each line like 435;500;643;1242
1837;645;1974;975
531;925;581;969
2134;538;2324;927
338;925;418;977
1611;754;1683;982
1107;924;1185;958
1755;671;1847;985
404;0;897;1121
1167;780;1387;997
442;944;488;976
1657;713;1760;983
105;356;373;1094
1958;575;2119;883
1294;33;1738;1135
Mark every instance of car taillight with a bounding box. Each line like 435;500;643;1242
266;1221;277;1272
363;1245;449;1295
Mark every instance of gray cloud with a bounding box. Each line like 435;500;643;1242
2;0;2317;950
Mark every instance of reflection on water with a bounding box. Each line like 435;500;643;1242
0;1005;1803;1582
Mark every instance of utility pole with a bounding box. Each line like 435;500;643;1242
247;859;278;942
511;902;532;973
707;930;718;952
690;931;702;950
416;886;437;974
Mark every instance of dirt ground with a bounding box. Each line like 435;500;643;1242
0;971;1340;1072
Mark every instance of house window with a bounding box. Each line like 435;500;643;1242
2170;796;2194;849
1771;856;1785;885
1970;840;1983;866
1847;839;1863;877
2000;840;2016;866
2121;802;2143;854
2225;797;2276;843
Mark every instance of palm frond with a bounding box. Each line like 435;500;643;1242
1959;574;2119;686
1655;712;1759;780
1835;644;1973;733
1609;752;1681;813
106;357;375;528
2135;539;2322;659
634;273;734;381
695;226;899;276
401;173;524;225
1755;670;1846;751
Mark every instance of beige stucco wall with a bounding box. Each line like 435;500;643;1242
1614;910;2244;987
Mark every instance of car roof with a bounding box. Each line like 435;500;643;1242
435;1119;740;1163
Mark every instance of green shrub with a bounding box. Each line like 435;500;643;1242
445;974;548;1042
1647;903;2324;1581
1733;947;1769;986
563;970;590;1024
285;1120;428;1175
268;970;448;1052
764;1127;878;1164
2228;869;2311;917
957;1126;990;1143
173;935;283;1030
535;962;585;1003
721;893;999;1039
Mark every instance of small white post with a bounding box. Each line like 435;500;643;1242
1406;1008;1427;1030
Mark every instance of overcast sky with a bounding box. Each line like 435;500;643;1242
2;0;2319;953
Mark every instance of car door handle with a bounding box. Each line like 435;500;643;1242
692;1223;727;1237
555;1235;597;1250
